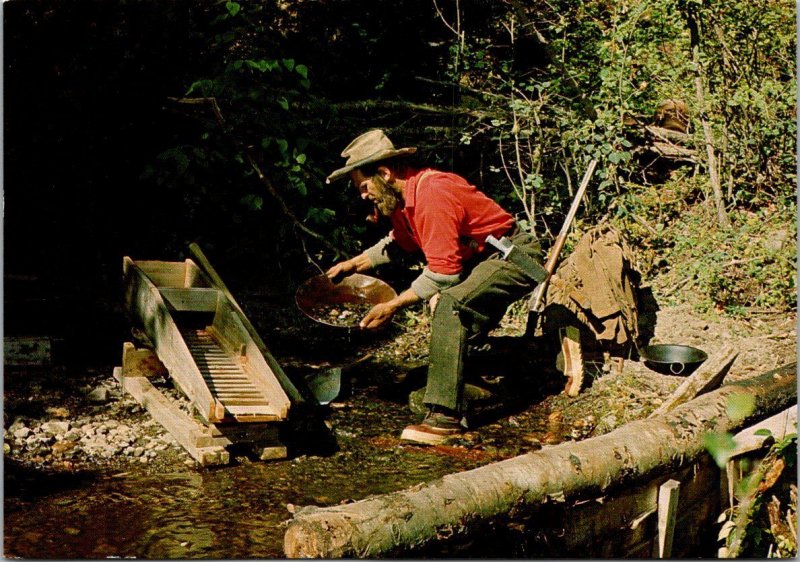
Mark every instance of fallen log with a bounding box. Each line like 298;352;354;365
283;363;796;558
648;345;738;417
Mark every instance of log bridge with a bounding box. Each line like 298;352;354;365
117;245;302;465
284;363;797;557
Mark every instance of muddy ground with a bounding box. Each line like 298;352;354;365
3;281;797;557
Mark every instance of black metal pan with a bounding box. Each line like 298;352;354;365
640;344;708;376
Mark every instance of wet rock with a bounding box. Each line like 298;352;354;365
52;441;78;457
87;387;110;404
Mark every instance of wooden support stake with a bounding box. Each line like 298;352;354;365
655;479;680;558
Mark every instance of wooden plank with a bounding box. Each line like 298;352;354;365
113;366;229;466
121;342;168;378
188;243;305;407
184;259;214;288
181;325;278;419
123;257;224;423
560;456;719;557
159;288;220;312
730;406;797;457
655;479;680;558
131;260;189;288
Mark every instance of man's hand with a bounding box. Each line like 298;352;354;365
429;293;441;314
359;288;422;330
359;301;398;330
326;260;357;282
326;253;373;282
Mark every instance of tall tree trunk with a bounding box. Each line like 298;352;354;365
284;364;796;558
685;6;730;228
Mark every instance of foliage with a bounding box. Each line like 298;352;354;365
139;0;794;305
704;393;797;557
435;0;795;312
142;1;359;267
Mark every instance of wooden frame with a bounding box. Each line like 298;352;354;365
122;256;291;424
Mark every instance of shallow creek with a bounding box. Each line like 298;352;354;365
5;396;530;559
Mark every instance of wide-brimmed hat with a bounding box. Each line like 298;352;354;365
326;129;417;183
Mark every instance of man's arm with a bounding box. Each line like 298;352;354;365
326;235;397;280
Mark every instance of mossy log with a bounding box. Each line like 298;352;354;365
283;363;796;558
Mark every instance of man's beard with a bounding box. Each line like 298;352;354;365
371;175;400;217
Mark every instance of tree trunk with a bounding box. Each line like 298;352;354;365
685;8;730;228
283;363;796;558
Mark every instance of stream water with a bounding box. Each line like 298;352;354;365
5;425;489;558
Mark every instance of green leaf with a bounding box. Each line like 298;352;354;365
186;79;213;96
276;139;289;155
282;58;295;71
703;431;736;468
277;97;289;110
726;392;756;421
295;153;307;164
240;194;263;210
226;1;241;16
754;428;773;437
295;64;308;79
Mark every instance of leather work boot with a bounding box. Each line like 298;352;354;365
401;406;464;445
560;325;585;397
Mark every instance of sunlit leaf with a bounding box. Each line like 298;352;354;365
703;431;736;468
225;2;241;16
726;392;756;421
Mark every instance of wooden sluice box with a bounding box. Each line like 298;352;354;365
117;249;301;465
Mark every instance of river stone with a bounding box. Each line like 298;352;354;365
14;427;31;440
87;387;109;404
52;441;77;457
9;419;26;434
41;421;70;436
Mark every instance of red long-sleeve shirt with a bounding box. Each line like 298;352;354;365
389;169;514;275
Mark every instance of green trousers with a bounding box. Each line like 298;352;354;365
423;228;544;417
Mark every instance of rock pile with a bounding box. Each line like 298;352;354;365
3;375;194;470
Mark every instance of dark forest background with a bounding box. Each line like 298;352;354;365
4;0;796;363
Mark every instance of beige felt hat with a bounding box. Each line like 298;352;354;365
326;129;417;183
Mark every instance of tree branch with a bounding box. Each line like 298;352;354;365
168;96;345;256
